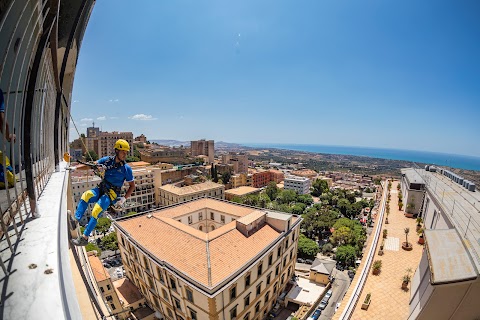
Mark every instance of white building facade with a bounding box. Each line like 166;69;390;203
284;175;311;195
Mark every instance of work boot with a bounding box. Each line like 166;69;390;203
72;236;88;246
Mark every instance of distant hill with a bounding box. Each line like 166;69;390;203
149;140;246;149
150;139;190;147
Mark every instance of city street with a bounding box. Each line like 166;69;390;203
319;270;351;320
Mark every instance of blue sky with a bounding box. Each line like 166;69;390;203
71;0;480;157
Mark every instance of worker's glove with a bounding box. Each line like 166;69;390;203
116;197;126;208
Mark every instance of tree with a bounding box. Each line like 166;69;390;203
126;155;140;162
331;226;354;246
100;232;118;252
84;150;98;161
86;243;102;256
337;199;351;216
322;243;333;254
335;245;356;266
212;165;219;183
297;234;320;257
317;210;340;229
221;172;231;184
312;179;329;196
291;203;306;215
374;177;382;185
276;190;297;204
95;217;111;235
265;182;279;201
258;193;270;208
297;194;314;206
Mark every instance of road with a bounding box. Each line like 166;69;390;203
319;269;351;320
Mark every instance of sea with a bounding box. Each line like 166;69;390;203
243;143;480;172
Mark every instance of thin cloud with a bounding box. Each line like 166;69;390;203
97;116;106;121
73;100;79;103
110;116;119;119
81;118;93;122
109;99;120;103
129;114;157;121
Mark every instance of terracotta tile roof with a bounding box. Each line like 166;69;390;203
159;181;224;195
117;199;284;288
113;278;144;305
129;161;150;168
88;255;110;282
237;210;265;225
225;186;260;196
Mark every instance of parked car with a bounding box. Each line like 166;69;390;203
325;289;332;299
297;258;305;263
319;300;328;310
311;308;322;320
115;268;123;278
348;270;355;279
103;263;111;268
305;259;314;264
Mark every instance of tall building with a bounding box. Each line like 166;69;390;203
252;170;285;188
114;198;302;320
158;181;225;206
404;167;480;319
139;147;189;164
284;175;311;195
85;125;134;158
191;139;215;164
222;152;249;173
400;168;426;216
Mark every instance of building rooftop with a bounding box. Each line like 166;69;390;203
128;161;151;168
286;277;327;306
159;181;224;195
424;229;477;284
285;175;310;182
310;259;336;275
113;278;144;306
88;255;110;282
415;169;480;271
401;168;425;185
224;186;260;196
115;199;297;290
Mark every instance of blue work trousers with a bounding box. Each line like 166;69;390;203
75;187;117;237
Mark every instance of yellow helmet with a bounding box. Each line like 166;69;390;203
114;139;130;151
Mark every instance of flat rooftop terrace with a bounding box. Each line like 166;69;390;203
415;168;480;272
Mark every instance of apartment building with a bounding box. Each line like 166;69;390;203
158;181;225;206
222;152;249;174
284;176;311;195
85;126;134;158
191;139;215;164
225;186;261;201
87;254;124;316
290;169;317;180
140;147;189;164
400;168;426;216
135;134;148;143
406;167;480;319
252;170;285;188
231;173;254;188
114;198;302;320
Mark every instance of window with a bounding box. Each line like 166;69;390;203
211;212;215;220
289;249;293;261
121;236;125;247
275;264;280;276
167;309;173;318
199;212;203;220
188;216;193;224
174;297;182;310
230;285;237;301
162;289;169;301
292;231;295;242
281;274;285;284
243;312;250;320
106;295;113;301
154;296;160;308
186;288;194;303
286;239;289;248
255;302;261;314
230;306;237;320
245;274;251;287
277;246;281;258
170;277;177;291
157;267;165;283
110;303;116;310
106;284;111;290
268;254;273;266
147;276;154;288
265;291;270;303
100;286;104;293
144;256;150;271
266;273;271;285
257;263;263;277
244;294;250;307
189;308;198;320
256;283;262;296
273;282;278;294
283;257;287;267
221;215;225;223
